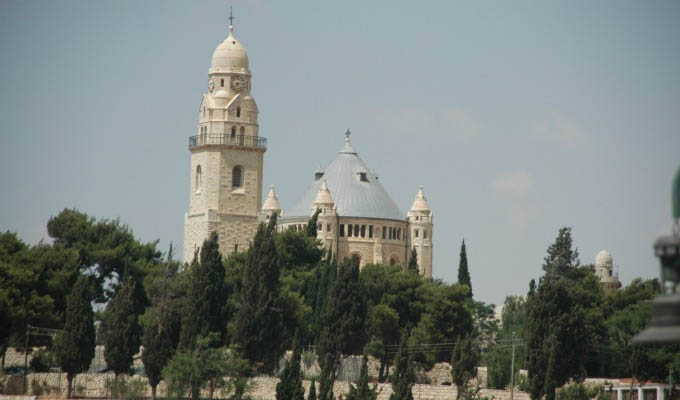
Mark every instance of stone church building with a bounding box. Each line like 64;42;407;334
183;22;434;277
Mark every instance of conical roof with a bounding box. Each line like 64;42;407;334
262;185;281;211
313;180;335;207
285;137;405;220
410;186;431;212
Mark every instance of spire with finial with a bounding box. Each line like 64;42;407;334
228;2;235;32
410;185;431;213
345;128;351;142
262;185;282;213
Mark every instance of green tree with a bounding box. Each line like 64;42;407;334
180;232;227;350
407;248;418;273
346;352;378;400
306;208;321;237
141;247;183;400
526;227;594;400
54;275;96;399
366;303;400;382
451;334;479;399
276;334;305;400
163;335;228;400
102;276;142;375
46;209;161;304
390;331;414;400
232;217;283;373
486;296;526;389
457;240;471;295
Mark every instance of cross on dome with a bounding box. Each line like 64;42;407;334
345;128;351;142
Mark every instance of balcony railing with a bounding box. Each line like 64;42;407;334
189;134;267;150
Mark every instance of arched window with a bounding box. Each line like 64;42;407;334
236;107;241;118
232;166;243;188
195;165;202;193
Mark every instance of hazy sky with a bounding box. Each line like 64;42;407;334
1;0;679;306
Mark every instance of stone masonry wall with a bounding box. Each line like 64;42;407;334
3;373;529;400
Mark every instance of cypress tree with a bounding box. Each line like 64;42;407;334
233;216;283;373
54;275;95;399
179;231;226;350
142;247;180;400
407;248;418;273
450;334;479;399
276;334;305;400
346;352;378;400
390;331;414;400
306;208;321;237
457;240;471;296
102;276;142;375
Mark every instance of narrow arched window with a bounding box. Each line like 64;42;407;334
232;166;243;188
195;165;202;193
236;107;241;118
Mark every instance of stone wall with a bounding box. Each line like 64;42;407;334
2;373;528;400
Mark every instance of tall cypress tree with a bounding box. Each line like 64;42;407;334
54;275;95;399
142;247;181;400
407;248;418;273
389;331;414;400
457;240;471;296
306;208;321;237
233;216;283;373
450;333;479;399
102;276;143;375
179;231;226;350
276;334;305;400
346;352;378;400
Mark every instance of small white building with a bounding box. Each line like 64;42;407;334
606;379;680;400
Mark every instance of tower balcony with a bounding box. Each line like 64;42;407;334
189;134;267;151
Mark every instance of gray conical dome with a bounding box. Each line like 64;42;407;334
285;138;404;220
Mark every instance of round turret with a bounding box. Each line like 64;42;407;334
595;250;613;269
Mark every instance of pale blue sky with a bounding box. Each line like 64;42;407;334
1;0;678;306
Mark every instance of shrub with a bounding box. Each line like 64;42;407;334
105;375;146;400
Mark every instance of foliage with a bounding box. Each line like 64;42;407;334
53;275;96;399
555;383;602;400
457;240;471;296
486;296;526;389
525;227;603;400
276;335;305;400
163;335;229;400
451;334;479;398
142;246;183;400
232;217;283;374
29;348;57;372
105;375;146;400
102;276;143;375
345;352;378;400
472;301;498;347
306;209;321;237
389;331;415;400
407;248;418;273
179;232;227;350
46;208;161;304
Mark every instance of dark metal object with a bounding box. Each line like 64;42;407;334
633;166;680;344
188;134;267;150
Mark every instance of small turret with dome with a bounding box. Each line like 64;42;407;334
594;250;621;292
261;185;282;221
408;186;434;276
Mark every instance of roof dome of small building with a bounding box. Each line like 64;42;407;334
284;136;405;221
595;250;613;268
211;26;250;72
410;186;431;213
313;180;335;208
262;185;281;212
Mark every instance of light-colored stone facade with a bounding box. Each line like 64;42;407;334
594;250;621;293
183;24;265;263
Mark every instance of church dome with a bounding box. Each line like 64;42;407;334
284;136;405;221
211;26;250;72
595;250;613;268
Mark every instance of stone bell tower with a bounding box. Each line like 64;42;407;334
407;186;433;277
183;19;266;263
